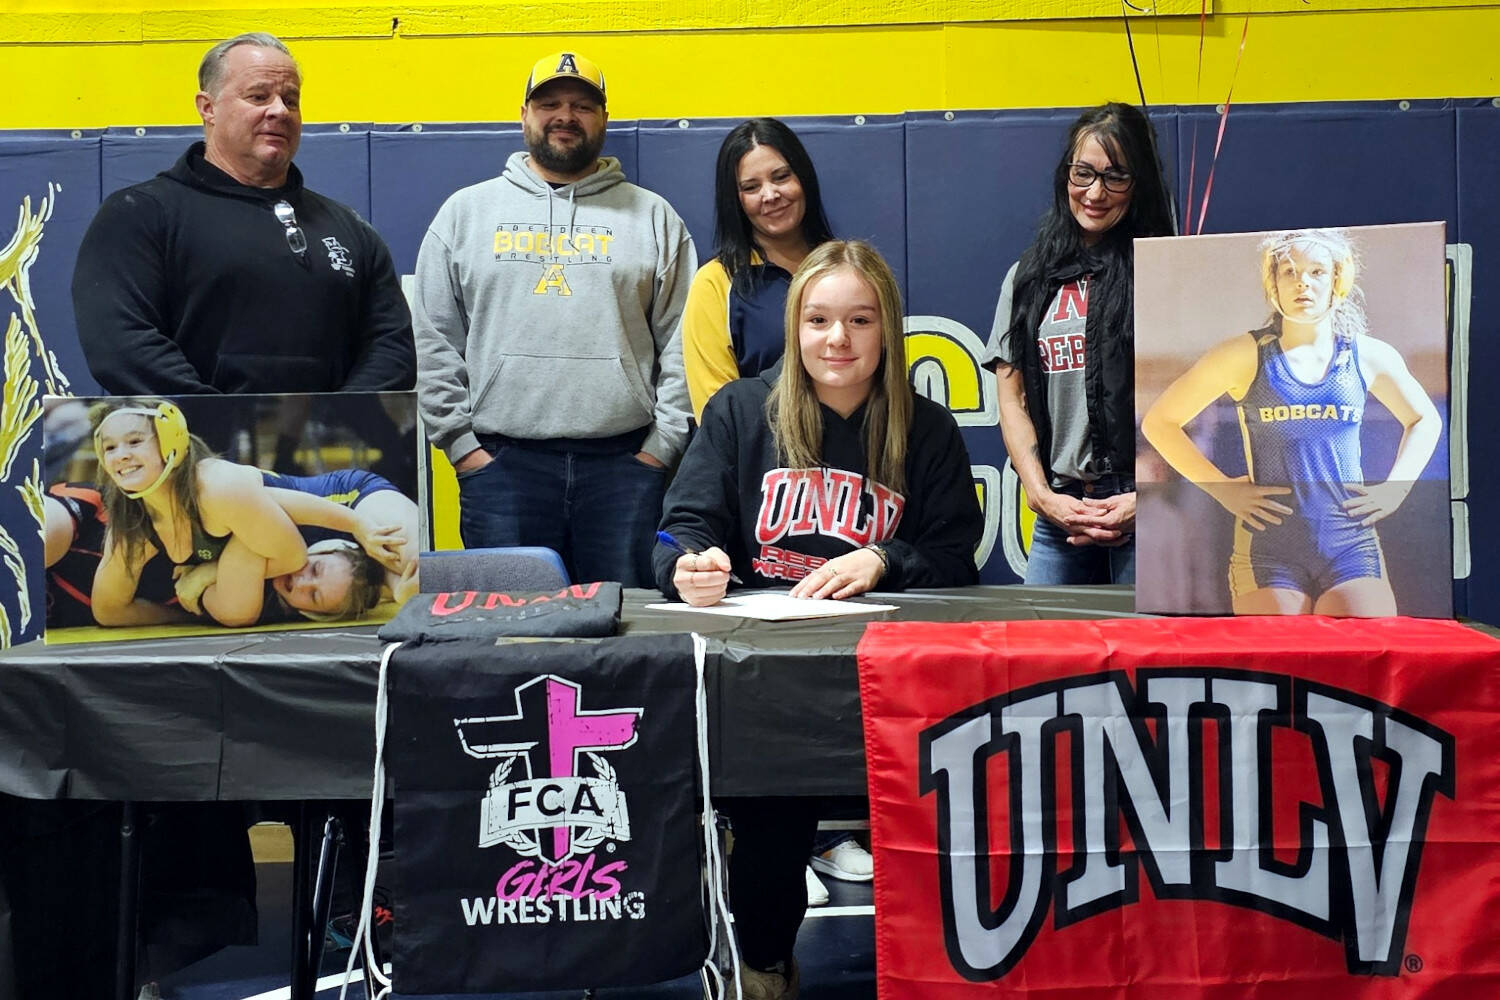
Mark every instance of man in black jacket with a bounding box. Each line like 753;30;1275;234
28;33;412;999
71;31;415;395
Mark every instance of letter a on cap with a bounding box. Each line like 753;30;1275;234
524;50;607;104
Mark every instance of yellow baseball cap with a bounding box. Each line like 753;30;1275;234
524;51;606;105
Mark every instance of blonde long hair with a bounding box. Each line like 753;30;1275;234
768;240;911;493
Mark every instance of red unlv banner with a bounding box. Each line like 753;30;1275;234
858;616;1500;999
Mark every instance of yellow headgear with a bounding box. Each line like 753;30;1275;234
1259;229;1358;314
93;401;190;499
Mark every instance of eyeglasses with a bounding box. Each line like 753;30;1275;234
272;200;308;259
1066;163;1134;193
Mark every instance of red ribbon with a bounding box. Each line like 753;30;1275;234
1194;15;1251;234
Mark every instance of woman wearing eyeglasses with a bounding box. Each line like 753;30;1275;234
983;102;1174;584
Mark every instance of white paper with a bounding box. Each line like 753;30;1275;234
644;590;898;622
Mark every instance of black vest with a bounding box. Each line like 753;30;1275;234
1010;257;1134;479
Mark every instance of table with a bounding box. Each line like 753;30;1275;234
0;581;1128;803
0;585;1137;803
0;585;1136;998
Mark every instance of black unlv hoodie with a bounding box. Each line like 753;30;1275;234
653;367;983;598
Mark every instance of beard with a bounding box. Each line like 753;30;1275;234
526;122;605;176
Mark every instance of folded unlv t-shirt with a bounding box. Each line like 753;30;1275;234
378;582;622;641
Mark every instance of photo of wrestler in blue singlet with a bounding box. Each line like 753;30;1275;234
1142;228;1443;616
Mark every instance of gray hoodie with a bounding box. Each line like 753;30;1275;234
413;151;696;465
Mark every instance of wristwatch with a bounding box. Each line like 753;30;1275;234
864;543;890;579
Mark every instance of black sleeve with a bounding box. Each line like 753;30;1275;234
342;217;417;392
652;391;743;599
882;403;983;590
70;189;218;395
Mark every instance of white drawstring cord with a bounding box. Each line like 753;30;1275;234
694;632;743;999
338;641;398;1000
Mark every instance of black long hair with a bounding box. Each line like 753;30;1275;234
1002;102;1175;367
711;117;835;290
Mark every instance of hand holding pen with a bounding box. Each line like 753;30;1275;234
658;530;742;607
657;531;744;584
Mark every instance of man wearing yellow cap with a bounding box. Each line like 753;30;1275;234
413;50;696;586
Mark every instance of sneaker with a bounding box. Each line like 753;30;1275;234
804;865;829;907
737;958;800;1000
810;839;874;882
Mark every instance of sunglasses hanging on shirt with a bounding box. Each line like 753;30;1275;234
273;199;309;264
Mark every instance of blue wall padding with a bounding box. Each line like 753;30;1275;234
98;124;375;219
1;100;1494;641
0;133;101;398
370;127;521;275
0;131;102;645
633;119;727;259
909;110;1071;332
796;117;910;290
1173;102;1458;232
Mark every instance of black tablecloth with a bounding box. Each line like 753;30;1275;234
0;586;1137;801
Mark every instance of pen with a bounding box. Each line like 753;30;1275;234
656;530;744;585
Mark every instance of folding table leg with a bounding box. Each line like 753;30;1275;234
289;807;346;1000
289;804;315;1000
114;802;141;1000
306;815;344;994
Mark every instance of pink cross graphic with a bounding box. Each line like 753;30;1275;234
544;678;640;860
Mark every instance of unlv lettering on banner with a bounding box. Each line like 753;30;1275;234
921;670;1452;979
859;617;1500;1000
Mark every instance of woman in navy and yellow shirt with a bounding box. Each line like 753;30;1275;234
682;118;835;421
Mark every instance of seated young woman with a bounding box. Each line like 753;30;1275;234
655;238;982;607
651;239;982;1000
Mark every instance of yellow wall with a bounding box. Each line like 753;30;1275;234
2;5;1498;129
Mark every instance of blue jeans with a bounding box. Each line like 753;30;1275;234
456;438;667;587
1023;475;1135;585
